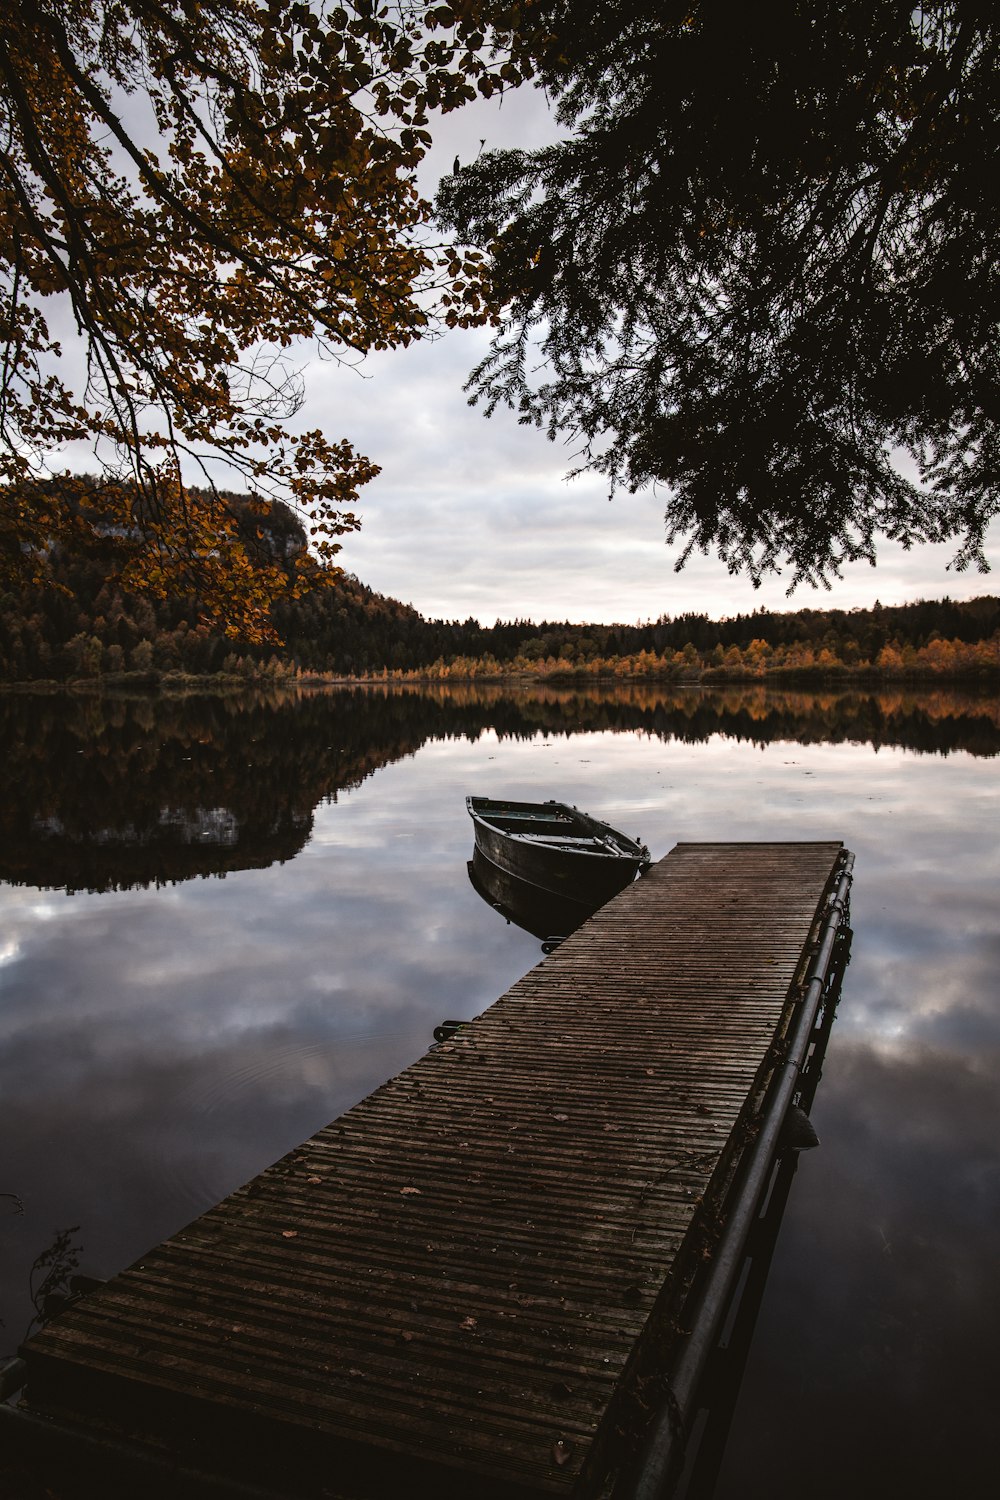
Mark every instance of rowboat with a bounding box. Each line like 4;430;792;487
466;796;649;907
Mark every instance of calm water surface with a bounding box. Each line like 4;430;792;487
1;683;998;1497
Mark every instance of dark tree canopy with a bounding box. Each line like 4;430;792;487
0;1;514;637
439;1;1000;587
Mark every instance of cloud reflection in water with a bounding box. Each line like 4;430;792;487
0;685;997;1496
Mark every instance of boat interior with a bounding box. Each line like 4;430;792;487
493;817;584;839
471;805;579;838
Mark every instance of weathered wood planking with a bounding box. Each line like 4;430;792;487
20;841;845;1498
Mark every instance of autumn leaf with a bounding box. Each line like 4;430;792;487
0;2;525;636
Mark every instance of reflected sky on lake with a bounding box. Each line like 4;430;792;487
1;686;997;1495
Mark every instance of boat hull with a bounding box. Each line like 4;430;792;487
467;850;597;941
466;797;648;905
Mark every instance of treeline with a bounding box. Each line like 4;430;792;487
0;492;997;684
391;630;999;683
282;589;1000;682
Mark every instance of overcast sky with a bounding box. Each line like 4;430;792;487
283;85;999;626
304;314;1000;627
51;79;996;628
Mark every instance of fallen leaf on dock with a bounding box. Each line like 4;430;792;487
281;1230;298;1239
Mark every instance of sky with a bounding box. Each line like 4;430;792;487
48;75;1000;630
280;85;1000;627
302;315;1000;628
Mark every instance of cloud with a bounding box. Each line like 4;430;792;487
298;298;1000;624
31;78;1000;626
287;86;1000;625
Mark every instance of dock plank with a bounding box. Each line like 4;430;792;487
20;841;845;1498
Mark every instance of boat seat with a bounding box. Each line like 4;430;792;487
522;834;605;846
491;812;574;823
491;821;576;837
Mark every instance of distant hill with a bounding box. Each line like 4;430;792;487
0;491;997;684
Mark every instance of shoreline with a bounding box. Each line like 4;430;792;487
1;664;997;696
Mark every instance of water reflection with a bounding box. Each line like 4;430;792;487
1;682;996;893
0;687;427;892
1;683;997;1497
711;1036;1000;1497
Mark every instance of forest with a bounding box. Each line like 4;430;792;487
0;494;997;687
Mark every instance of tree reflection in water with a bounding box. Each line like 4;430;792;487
1;682;996;893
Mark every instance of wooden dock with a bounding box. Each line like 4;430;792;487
14;842;852;1499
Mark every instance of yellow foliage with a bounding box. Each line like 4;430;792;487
0;2;522;637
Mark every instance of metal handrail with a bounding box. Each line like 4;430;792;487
625;850;855;1500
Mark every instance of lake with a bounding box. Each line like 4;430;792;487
1;682;998;1497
